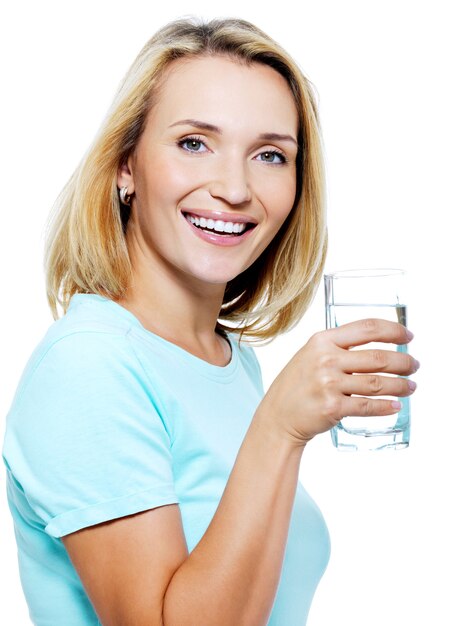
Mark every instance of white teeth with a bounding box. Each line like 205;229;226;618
186;214;249;235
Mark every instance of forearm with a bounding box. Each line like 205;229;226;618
162;407;305;626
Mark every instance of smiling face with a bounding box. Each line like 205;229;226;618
118;54;299;291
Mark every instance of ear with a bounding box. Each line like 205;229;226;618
117;155;135;195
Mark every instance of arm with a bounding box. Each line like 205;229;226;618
63;410;303;626
63;319;418;626
163;410;304;626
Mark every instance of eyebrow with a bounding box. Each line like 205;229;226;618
169;118;298;146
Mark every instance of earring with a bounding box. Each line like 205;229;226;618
119;186;132;206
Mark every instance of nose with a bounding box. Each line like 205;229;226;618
208;159;252;206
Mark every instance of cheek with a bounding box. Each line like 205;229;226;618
260;175;296;228
138;153;198;209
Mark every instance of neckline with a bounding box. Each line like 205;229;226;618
70;294;240;379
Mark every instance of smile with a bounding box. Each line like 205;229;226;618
181;210;257;246
184;213;254;235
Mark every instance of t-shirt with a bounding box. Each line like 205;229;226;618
2;294;330;625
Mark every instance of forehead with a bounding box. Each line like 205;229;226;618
149;54;298;134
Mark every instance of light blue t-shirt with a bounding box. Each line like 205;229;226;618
2;294;330;625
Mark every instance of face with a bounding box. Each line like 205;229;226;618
118;54;299;291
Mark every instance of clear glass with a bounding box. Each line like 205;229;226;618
324;268;410;451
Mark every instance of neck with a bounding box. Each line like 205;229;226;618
116;237;231;366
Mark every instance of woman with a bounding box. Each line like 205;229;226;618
2;17;418;626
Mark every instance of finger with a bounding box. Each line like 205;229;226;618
326;318;412;349
341;347;419;375
342;373;417;398
340;395;403;418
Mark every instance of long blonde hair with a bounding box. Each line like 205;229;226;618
45;17;327;344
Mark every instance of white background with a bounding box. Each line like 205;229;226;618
1;1;468;624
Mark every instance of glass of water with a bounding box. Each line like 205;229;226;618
324;268;410;451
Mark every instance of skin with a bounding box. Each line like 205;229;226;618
62;54;419;626
117;54;299;366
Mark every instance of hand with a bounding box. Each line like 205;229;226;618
258;319;419;447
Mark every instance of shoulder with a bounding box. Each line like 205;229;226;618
10;295;142;410
4;295;171;468
38;293;136;352
3;296;178;538
46;293;136;344
232;336;259;368
229;333;264;393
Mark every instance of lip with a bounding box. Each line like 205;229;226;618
180;211;257;247
181;208;258;225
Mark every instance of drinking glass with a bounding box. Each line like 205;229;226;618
324;268;410;451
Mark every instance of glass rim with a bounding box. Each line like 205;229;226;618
324;268;405;280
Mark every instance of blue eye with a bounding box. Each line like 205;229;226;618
257;150;286;164
178;137;207;153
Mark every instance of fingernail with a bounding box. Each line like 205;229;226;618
391;401;402;410
413;359;421;371
408;380;417;392
406;329;414;340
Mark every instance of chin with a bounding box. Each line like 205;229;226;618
193;271;240;286
185;260;249;286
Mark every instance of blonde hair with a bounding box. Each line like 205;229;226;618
45;17;327;344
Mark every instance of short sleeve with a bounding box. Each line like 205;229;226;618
4;331;178;538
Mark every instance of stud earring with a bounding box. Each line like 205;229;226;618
119;186;132;206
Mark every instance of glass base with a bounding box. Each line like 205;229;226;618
331;424;410;451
